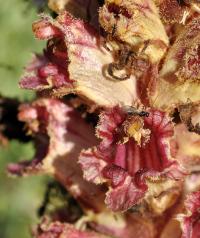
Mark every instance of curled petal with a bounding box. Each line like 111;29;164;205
20;43;73;92
35;220;110;238
20;12;137;107
151;17;200;109
80;106;184;211
80;149;146;211
32;18;63;40
179;191;200;238
104;170;146;211
20;54;49;90
8;98;105;212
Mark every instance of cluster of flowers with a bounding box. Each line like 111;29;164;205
7;0;200;237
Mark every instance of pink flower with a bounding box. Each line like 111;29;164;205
9;0;200;237
79;106;185;211
179;191;200;238
20;12;137;107
8;98;105;212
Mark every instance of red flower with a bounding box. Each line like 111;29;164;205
79;106;185;211
179;191;200;238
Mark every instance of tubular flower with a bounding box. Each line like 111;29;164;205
79;106;184;211
6;0;200;237
8;98;106;212
20;11;137;107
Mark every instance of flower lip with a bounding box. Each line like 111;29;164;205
79;106;185;211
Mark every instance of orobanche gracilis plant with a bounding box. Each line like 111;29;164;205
5;0;200;237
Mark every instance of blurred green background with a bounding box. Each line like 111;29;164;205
0;1;47;237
